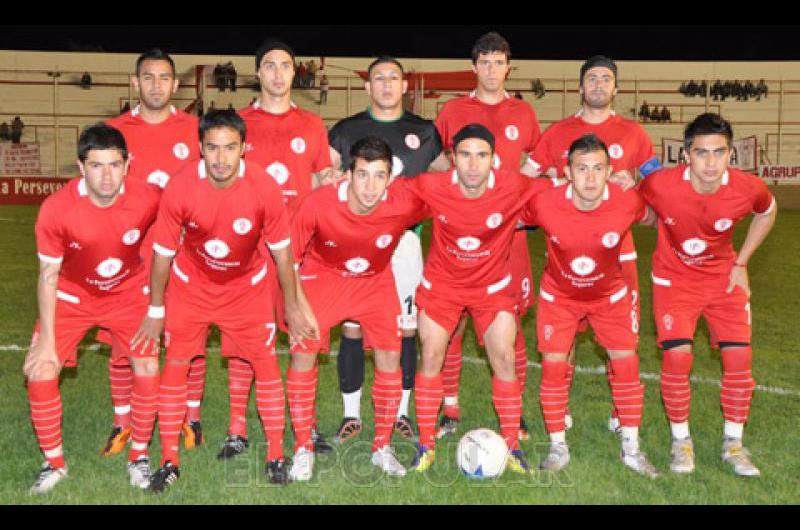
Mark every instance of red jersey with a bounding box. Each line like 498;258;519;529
639;166;775;286
435;92;541;171
35;177;160;299
292;179;428;278
106;105;200;190
415;169;552;290
530;112;656;177
239;101;332;215
152;160;290;287
522;184;646;302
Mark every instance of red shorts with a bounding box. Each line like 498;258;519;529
291;267;403;354
652;276;751;348
510;230;534;316
30;284;150;368
537;286;638;353
416;273;517;339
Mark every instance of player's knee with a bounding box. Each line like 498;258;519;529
27;363;60;382
661;338;693;352
131;357;159;376
291;352;318;372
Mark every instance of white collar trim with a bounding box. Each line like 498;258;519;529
198;160;246;179
78;178;124;197
131;104;176;117
451;170;496;189
565;183;608;201
683;167;730;185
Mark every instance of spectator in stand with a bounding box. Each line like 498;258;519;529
213;64;226;92
0;121;10;141
639;101;650;123
80;72;92;90
297;61;308;88
662;106;672;123
120;101;131;115
11;116;24;144
307;59;318;88
756;79;768;100
319;74;330;105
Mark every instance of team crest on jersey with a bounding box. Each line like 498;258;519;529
405;134;421;150
122;229;141;246
376;234;393;249
96;258;123;279
457;237;482;252
233;218;253;235
663;314;674;331
602;232;620;248
291;137;306;154
681;238;707;256
543;324;554;342
345;257;370;274
486;213;503;229
267;162;290;186
392;156;404;177
570;256;596;276
608;144;624;160
204;239;230;259
714;218;733;232
505;125;520;141
173;143;190;160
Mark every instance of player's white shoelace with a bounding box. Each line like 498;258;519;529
371;446;407;476
289;448;314;482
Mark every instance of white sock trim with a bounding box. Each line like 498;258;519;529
724;421;744;440
114;405;131;415
397;389;411;419
186;400;201;408
550;431;566;444
671;421;691;440
131;442;148;451
342;390;362;420
443;396;459;407
44;447;63;459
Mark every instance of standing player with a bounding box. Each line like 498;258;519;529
522;134;658;477
133;110;318;491
528;55;662;432
24;124;160;493
286;137;429;480
218;39;335;460
102;49;208;457
327;56;443;443
433;32;541;440
639;114;776;476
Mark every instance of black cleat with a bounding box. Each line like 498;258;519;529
266;458;290;485
311;426;333;454
333;417;363;444
148;461;180;493
217;434;249;460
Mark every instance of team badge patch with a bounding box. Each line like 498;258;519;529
204;239;230;259
233;218;253;235
267;162;290;185
96;258;123;279
345;257;370;274
457;237;481;251
173;143;190;160
543;325;554;342
122;229;141;246
570;256;596;276
405;134;421;150
714;218;733;232
505;125;519;141
291;137;306;154
486;213;503;229
602;232;620;248
146;170;170;189
663;314;674;331
376;234;393;249
608;144;624;160
681;238;707;256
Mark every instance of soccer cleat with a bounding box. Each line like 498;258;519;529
101;426;132;456
148;461;180;493
518;417;530;441
333;417;362;444
410;444;436;473
127;457;152;489
669;437;695;474
722;438;761;477
394;415;417;440
29;463;67;495
506;449;531;474
435;415;459;439
621;449;660;479
288;448;315;482
371;445;407;476
181;421;204;450
538;442;570;472
564;414;573;431
266;458;290;485
311;425;333;454
217;434;249;460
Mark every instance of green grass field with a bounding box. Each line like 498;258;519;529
1;205;799;504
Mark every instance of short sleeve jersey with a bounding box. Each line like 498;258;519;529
416;169;552;290
435;92;541;171
292;179;429;278
239;101;332;215
35;177;160;299
152;160;290;287
106;105;200;190
329;110;442;177
638;166;775;286
522;184;646;301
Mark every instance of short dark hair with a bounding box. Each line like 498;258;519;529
471;32;511;64
348;136;393;173
567;133;609;165
78;123;128;162
255;39;296;70
579;55;618;86
199;109;247;143
453;123;495;154
135;49;176;77
367;56;404;78
684;113;733;151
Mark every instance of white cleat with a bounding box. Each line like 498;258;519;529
371;445;407;477
608;416;621;434
127;457;152;489
29;463;68;495
288;448;315;482
669;438;695;474
538;442;570;472
564;414;573;431
621;449;660;479
722;438;761;477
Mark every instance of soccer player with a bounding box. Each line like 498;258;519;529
133;110;318;491
102;49;207;457
639;113;777;476
433;32;542;440
286;136;429;481
24;124;160;494
522;134;658;478
218;39;335;460
528;55;662;432
410;124;553;474
327;56;443;443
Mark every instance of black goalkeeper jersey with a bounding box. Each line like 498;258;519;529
329;110;443;177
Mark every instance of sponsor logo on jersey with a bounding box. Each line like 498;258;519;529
665;217;676;226
245;143;255;153
405;134;421;150
291;137;306;154
438;215;448;224
486;213;503;229
122;229;141;246
457;236;482;251
505;125;519;141
188;221;199;230
173;143;190;160
324;240;337;248
345;257;370;274
681;238;707;256
550;235;560;245
570;256;596;276
233;218;253;235
267;162;290;186
146;170;170;189
69;241;82;250
608;144;624;160
376;234;393;249
392;156;404;177
543;324;554;342
204;239;230;259
714;218;733;232
663;314;674;331
602;232;620;248
96;258;123;279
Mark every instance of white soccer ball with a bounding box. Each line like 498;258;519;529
457;428;508;479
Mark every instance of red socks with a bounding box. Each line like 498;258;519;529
228;357;254;437
540;360;569;434
372;370;402;451
661;349;693;423
252;358;285;461
129;372;159;462
415;373;444;448
721;347;755;424
185;356;206;423
287;366;317;453
492;377;521;451
108;359;132;429
28;379;65;469
441;333;463;417
609;356;644;428
158;362;190;466
514;326;528;393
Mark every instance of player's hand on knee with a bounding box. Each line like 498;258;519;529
726;265;750;296
23;340;60;380
130;316;164;356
